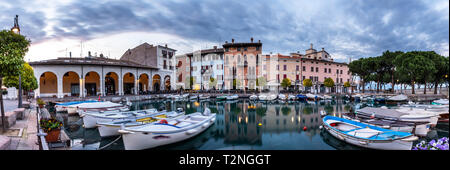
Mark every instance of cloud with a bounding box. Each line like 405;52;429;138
1;0;448;62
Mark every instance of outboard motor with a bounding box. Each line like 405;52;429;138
202;108;211;116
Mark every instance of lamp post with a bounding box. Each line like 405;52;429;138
11;15;23;108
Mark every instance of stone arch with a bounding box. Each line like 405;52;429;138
62;71;80;97
153;74;161;92
39;72;58;97
138;73;149;93
123;72;135;95
105;72;119;95
164;75;171;91
84;71;100;96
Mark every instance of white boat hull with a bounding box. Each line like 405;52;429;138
122;118;215;150
324;126;413;150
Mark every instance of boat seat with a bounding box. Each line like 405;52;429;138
346;128;382;138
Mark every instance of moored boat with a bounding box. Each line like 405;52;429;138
226;94;239;100
68;101;128;115
81;108;160;128
322;115;418;150
258;94;267;101
97;109;185;137
216;95;228;100
249;94;258;100
278;94;286;100
296;94;307;101
55;100;98;112
432;99;449;105
119;108;216;150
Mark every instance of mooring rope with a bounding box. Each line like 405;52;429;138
98;135;122;150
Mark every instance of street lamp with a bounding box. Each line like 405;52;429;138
11;15;23;108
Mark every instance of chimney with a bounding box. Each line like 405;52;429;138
297;51;299;53
213;46;217;49
69;52;72;58
258;40;261;43
310;43;313;49
88;51;91;57
165;44;167;48
232;38;234;43
251;37;253;43
225;41;228;43
322;48;324;51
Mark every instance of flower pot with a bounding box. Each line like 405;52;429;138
45;129;61;143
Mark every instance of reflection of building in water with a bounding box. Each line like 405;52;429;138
213;102;226;137
261;103;323;140
223;101;262;145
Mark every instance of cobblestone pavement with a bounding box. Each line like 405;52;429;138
6;107;39;150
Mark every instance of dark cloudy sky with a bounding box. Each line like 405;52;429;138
1;0;448;62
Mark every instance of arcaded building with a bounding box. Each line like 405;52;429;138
29;43;176;98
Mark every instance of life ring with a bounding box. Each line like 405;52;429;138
159;119;168;124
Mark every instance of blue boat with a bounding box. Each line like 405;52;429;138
322;116;418;150
296;94;307;101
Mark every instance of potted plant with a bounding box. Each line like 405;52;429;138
37;98;45;108
39;118;63;143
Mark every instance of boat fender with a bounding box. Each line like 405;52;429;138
382;125;390;129
202;122;210;128
186;129;197;135
319;125;323;129
303;126;307;131
118;129;134;134
159;119;168;124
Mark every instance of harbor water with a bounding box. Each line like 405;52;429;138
52;99;449;150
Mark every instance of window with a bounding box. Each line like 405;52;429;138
237;47;241;51
302;76;305;80
316;67;319;72
311;67;314;72
340;70;343;74
283;74;287;79
296;65;299;71
347;79;350;82
324;68;327;73
336;69;339;74
178;74;182;82
244;47;247;51
328;68;331;73
296;75;299;80
277;65;280;70
277;74;280;83
340;78;343;83
303;66;306;71
283;65;287;71
256;46;260;51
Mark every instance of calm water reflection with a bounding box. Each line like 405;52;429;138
59;99;447;150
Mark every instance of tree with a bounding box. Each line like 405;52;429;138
381;50;404;93
344;81;350;93
324;77;335;93
209;77;217;89
0;30;30;131
281;78;291;90
256;76;267;90
349;58;370;93
3;63;38;92
303;79;312;92
426;52;449;94
394;51;436;94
